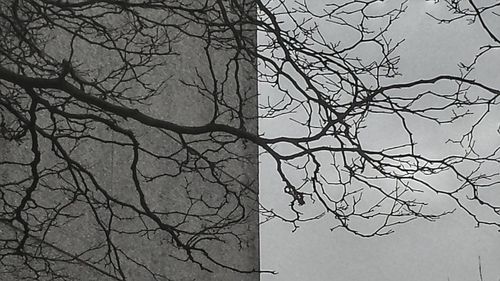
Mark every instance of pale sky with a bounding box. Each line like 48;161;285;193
259;1;500;281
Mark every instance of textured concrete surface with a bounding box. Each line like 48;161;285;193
0;2;259;280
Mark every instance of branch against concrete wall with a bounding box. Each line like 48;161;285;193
0;0;500;280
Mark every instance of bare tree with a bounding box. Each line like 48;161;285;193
0;0;260;280
0;0;499;280
258;0;500;234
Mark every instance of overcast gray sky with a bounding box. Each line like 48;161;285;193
259;1;500;280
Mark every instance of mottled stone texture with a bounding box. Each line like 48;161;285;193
0;1;259;280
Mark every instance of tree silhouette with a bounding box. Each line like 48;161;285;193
0;0;499;280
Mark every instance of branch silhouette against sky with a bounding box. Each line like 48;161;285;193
0;0;499;280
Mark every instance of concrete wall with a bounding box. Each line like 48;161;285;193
0;1;259;280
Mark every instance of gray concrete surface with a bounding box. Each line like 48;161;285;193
0;1;259;280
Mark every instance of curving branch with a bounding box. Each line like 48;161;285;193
0;0;499;280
